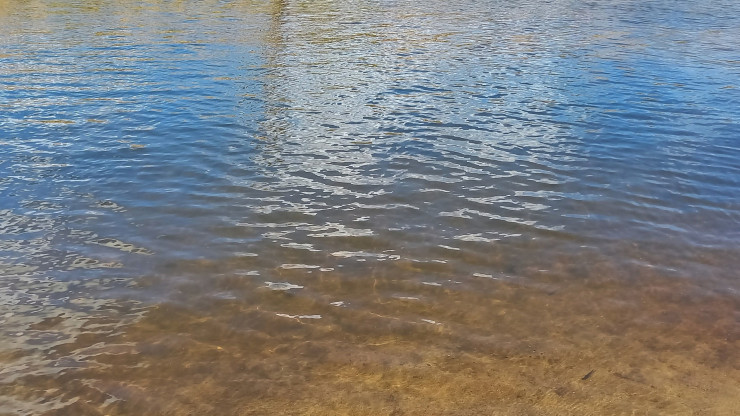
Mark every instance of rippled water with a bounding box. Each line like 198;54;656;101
1;0;739;414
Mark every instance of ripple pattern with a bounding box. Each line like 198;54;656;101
1;0;740;414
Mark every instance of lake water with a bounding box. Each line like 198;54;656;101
1;0;739;414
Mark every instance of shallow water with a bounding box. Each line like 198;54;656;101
1;0;739;414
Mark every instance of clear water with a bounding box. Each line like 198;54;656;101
1;0;739;414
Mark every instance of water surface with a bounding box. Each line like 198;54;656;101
1;0;739;414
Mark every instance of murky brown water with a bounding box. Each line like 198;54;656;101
1;0;739;414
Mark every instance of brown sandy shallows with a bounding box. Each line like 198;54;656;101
2;264;739;416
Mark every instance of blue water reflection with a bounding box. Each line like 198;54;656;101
1;0;739;412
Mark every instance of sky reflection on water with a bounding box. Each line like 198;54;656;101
1;0;739;414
